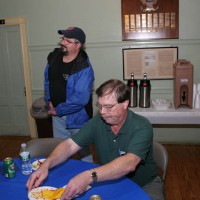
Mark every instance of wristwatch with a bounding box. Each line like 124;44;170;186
90;170;98;183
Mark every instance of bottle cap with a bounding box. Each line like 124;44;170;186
21;143;26;148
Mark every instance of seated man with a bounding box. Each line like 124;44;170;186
26;79;164;200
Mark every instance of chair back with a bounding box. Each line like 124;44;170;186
153;141;168;181
26;138;63;157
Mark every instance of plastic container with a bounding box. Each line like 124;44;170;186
30;97;53;138
151;99;172;110
20;143;32;175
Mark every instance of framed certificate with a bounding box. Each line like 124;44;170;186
123;47;178;80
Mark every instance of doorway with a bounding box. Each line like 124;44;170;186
0;17;36;138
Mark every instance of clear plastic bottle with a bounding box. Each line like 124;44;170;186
20;143;32;175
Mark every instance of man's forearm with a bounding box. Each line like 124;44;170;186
89;153;141;183
44;139;79;169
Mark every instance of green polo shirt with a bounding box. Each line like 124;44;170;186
71;109;158;186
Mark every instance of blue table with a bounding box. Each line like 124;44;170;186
0;158;151;200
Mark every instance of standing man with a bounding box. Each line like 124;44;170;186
44;26;94;139
27;79;164;200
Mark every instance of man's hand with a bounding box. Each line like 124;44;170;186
48;102;57;115
26;164;49;192
60;170;91;200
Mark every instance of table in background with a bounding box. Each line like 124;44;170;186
130;107;200;124
0;158;151;200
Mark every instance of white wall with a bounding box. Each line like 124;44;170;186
0;0;200;143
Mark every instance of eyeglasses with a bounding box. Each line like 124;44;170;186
96;102;118;112
60;37;79;45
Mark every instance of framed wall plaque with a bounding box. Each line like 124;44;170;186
121;0;179;40
123;47;178;80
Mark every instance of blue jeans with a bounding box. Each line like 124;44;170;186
52;116;79;140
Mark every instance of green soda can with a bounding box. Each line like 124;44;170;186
4;157;16;178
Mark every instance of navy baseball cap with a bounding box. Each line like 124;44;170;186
58;27;86;44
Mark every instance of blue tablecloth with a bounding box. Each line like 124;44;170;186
0;158;151;200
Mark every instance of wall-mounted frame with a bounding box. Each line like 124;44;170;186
123;47;178;80
121;0;179;40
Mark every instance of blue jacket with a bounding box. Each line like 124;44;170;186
44;48;94;129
